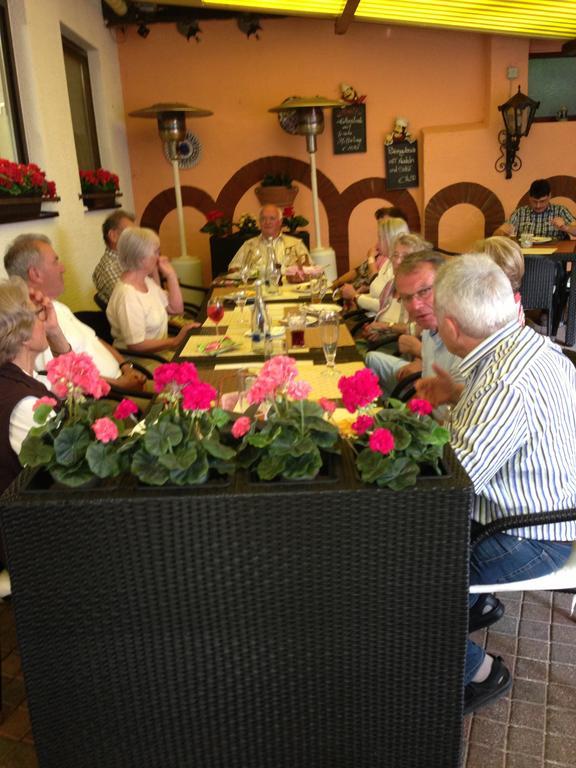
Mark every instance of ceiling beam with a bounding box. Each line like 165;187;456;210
335;0;360;35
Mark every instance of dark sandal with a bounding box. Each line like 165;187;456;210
464;656;512;716
469;593;504;632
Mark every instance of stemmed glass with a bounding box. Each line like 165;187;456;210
320;310;340;376
207;296;225;335
235;290;248;325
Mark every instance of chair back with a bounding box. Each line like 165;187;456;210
75;305;113;346
520;256;557;334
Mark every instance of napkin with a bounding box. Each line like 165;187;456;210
197;336;239;356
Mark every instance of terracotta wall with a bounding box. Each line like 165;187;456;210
117;17;575;282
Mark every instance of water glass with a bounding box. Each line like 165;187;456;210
264;333;287;359
519;229;534;248
320;310;340;375
287;313;306;349
235;290;248;324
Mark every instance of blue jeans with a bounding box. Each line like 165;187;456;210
465;532;572;684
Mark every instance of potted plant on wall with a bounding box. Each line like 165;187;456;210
255;173;298;209
0;158;58;223
79;168;121;210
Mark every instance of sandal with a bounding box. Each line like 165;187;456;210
464;655;512;715
469;593;504;632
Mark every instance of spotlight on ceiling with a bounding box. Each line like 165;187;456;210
177;19;202;43
137;23;150;38
237;14;262;39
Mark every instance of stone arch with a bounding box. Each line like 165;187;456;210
140;187;217;231
517;175;576;208
424;182;505;245
338;180;420;266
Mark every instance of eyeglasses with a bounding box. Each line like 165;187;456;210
35;306;47;321
398;285;434;304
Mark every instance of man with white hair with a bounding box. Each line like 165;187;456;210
430;255;576;715
228;204;310;272
4;234;146;391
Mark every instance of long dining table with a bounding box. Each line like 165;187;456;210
521;239;576;345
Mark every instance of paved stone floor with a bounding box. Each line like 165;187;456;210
0;590;574;767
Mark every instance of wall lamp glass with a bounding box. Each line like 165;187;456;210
496;86;540;179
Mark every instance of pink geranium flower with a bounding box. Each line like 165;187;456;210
369;428;395;455
352;415;374;435
286;380;311;401
46;351;110;399
92;417;119;443
318;397;336;414
231;416;251;438
338;368;382;413
407;398;433;416
182;381;217;411
113;399;139;420
33;396;57;411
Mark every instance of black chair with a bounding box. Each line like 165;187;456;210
389;371;421;402
520;255;558;336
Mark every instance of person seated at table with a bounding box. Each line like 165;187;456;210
422;255;576;715
106;227;198;354
92;209;136;303
228;205;310;272
494;178;576;240
365;251;463;412
473;236;525;326
333;211;409;302
339;217;409;314
359;233;432;343
4;233;147;392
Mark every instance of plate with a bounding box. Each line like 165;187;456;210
532;236;552;244
308;304;342;314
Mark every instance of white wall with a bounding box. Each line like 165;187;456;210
0;0;133;310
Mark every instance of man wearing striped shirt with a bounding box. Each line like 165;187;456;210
430;255;576;715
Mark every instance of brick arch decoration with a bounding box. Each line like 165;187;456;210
517;175;576;208
424;182;506;246
140;186;217;231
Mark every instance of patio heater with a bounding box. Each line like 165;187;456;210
269;96;345;281
129;102;213;288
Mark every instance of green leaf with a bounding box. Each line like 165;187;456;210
51;464;94;487
158;443;198;470
144;419;183;456
131;448;171;485
282;449;322;479
256;453;286;480
19;434;54;467
32;404;55;424
86;442;121;478
210;407;230;429
203;438;236;461
170;453;209;485
54;425;90;467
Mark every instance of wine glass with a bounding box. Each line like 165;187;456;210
235;290;247;325
207;297;225;335
320;310;340;375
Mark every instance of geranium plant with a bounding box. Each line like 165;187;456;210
200;209;232;237
79;168;120;194
0;158;57;199
128;362;236;486
332;368;450;490
233;356;340;481
234;212;260;235
282;206;308;234
19;352;135;486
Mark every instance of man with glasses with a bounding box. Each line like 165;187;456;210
365;251;463;403
495;178;576;240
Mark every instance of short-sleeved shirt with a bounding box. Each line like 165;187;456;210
229;234;309;271
509;203;575;240
106;277;169;347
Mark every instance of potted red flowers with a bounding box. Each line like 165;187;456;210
0;158;58;223
79;168;121;210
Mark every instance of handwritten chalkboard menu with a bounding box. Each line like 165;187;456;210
385;140;419;189
332;104;367;155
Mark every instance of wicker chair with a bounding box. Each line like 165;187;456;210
520;255;558;336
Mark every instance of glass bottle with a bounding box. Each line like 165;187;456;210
251;279;271;354
264;237;280;293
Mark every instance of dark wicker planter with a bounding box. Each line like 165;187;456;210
1;446;472;768
81;191;120;210
0;195;42;223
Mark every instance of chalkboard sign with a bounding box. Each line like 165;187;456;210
385;140;419;190
332;104;367;155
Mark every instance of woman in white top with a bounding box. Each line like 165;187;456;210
107;227;198;353
341;217;409;315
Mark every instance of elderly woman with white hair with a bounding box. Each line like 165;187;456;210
0;276;54;495
106;227;198;354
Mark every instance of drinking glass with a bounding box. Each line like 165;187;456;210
287;312;306;349
240;249;254;283
320;310;340;375
207;297;225;335
519;228;534;248
235;290;248;325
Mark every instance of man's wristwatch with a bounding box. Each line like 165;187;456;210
119;361;133;371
